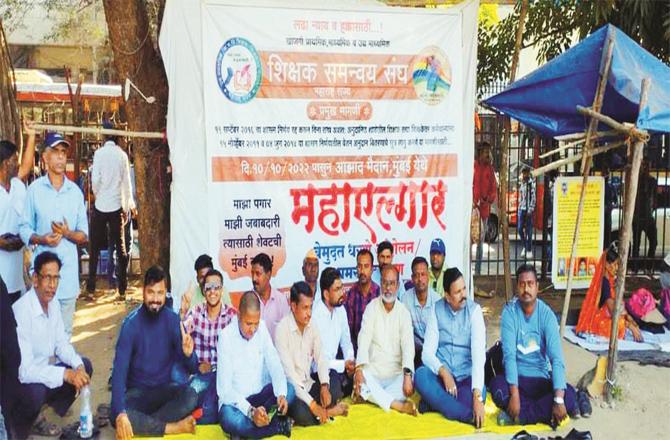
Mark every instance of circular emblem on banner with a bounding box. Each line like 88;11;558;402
411;46;452;105
216;37;262;103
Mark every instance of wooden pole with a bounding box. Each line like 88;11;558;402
605;78;650;402
559;37;614;337
532;141;625;178
576;106;648;140
31;123;164;139
539;131;619;159
498;0;528;301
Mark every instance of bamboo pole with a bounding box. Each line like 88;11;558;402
539;131;619;159
554;129;619;143
576;106;648;141
605;78;650;402
532;141;625;178
497;0;528;300
559;37;614;337
31;123;164;139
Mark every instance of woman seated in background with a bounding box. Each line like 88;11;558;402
576;244;643;342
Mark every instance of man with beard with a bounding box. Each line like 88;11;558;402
10;252;92;439
311;267;355;398
415;267;486;427
490;264;578;427
0;124;36;304
401;257;440;367
353;265;416;416
111;266;198;439
251;253;290;341
175;269;236;424
302;249;320;299
344;249;380;352
19;132;88;337
277;281;349;426
179;254;231;318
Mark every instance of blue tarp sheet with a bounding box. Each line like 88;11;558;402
483;24;670;137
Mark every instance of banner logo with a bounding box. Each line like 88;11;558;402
412;46;451;105
216;37;262;103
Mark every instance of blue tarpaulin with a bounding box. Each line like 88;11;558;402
483;24;670;137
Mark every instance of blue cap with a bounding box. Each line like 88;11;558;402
43;132;70;150
430;238;445;255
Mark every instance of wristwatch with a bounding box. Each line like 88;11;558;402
403;367;413;378
473;389;483;402
553;396;565;405
247;406;255;419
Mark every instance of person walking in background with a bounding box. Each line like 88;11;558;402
518;166;536;259
473;142;497;275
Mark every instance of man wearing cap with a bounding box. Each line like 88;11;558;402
302;249;320;300
372;240;406;301
429;238;447;296
1;123;36;304
86;123;135;300
19;132;88;337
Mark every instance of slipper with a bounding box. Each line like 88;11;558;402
31;417;62;437
59;419;101;439
474;288;495;298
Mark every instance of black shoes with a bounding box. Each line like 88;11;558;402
577;390;592;418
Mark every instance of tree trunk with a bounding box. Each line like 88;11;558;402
102;0;171;276
0;19;21;143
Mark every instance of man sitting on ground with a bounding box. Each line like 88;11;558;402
415;267;486;427
174;269;236;424
217;291;294;438
354;265;416;415
490;264;581;427
276;281;349;426
429;238;447;296
112;265;198;439
372;240;406;300
12;251;93;438
302;249;320;299
251;253;290;341
345;249;380;352
179;254;231;318
311;267;356;398
401;256;440;367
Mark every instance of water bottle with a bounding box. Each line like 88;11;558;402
78;385;93;438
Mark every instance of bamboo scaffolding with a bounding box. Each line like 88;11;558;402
532;141;626;178
539;130;620;159
31;123;164;139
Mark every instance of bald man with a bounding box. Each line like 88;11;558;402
217;292;294;439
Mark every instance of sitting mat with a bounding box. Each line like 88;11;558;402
151;396;557;439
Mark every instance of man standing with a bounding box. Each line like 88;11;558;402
1;126;36;303
354;265;416;416
177;269;236;424
401;257;440;367
276;282;349;426
371;240;406;300
11;252;93;439
311;267;355;398
415;267;486;427
86;127;135;300
111;266;198;439
250;252;290;341
518;167;536;259
428;238;447;296
490;264;579;426
632;158;657;271
179;254;232;318
217;291;293;439
345;249;380;352
473;143;497;275
19;132;88;337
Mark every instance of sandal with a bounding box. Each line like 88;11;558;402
31;417;62;437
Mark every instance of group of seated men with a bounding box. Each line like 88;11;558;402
0;237;591;439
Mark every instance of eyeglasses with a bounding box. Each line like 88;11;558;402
38;274;61;284
204;283;223;293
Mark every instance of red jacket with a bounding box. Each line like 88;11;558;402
473;160;497;220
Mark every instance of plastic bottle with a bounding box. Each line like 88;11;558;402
78;385;93;438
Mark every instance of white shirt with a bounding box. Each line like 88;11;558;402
216;316;287;416
91;141;135;213
13;289;83;388
0;177;26;292
356;297;415;380
311;298;354;372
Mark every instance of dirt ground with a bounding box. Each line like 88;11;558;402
29;275;670;439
